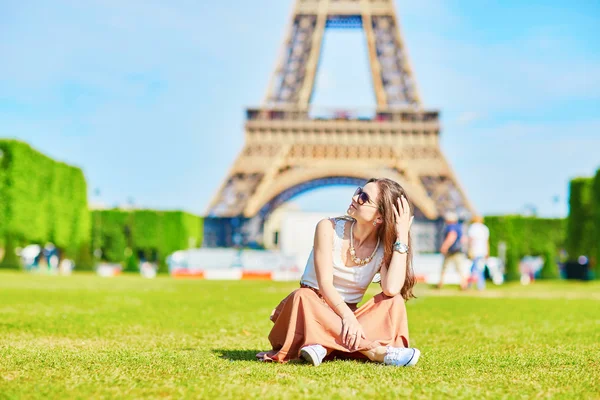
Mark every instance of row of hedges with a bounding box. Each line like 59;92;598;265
566;170;600;278
0;140;91;269
92;210;203;273
484;215;566;281
595;169;600;278
566;178;596;261
0;140;204;273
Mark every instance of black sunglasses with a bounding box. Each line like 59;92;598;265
354;187;378;208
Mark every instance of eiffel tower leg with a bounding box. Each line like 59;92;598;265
206;0;475;250
362;8;387;107
265;10;326;106
297;0;328;107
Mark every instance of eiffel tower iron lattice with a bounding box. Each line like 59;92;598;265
205;0;474;248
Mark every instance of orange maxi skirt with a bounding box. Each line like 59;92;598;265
256;286;410;363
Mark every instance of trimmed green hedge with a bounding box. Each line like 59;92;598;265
484;215;566;281
594;170;600;279
568;171;600;279
566;178;596;261
0;139;91;269
0;234;20;269
539;245;560;279
92;209;203;272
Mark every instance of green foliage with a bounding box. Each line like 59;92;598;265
504;246;521;282
75;242;94;271
124;252;139;273
0;139;90;260
484;215;566;281
566;178;596;260
95;216;128;263
539;245;560;279
157;259;169;275
92;209;202;270
0;234;20;270
593;169;600;279
0;144;9;241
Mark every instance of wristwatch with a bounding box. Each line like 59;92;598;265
393;241;409;254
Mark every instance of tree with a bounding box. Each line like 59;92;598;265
505;246;520;282
75;242;94;271
0;234;20;270
124;252;139;273
539;246;559;279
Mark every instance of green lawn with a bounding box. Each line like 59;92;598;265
1;272;599;399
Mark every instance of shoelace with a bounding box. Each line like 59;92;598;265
386;346;408;355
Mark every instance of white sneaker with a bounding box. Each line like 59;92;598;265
300;344;327;366
383;347;421;367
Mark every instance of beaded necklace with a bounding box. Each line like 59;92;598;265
349;220;380;265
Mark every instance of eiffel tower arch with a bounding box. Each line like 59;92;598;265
204;0;474;249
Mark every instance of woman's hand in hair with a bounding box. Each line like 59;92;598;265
393;195;414;240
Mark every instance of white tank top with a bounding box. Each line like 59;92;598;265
300;217;385;304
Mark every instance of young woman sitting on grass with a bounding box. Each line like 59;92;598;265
257;178;420;367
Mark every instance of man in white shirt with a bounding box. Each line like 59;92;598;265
467;215;490;290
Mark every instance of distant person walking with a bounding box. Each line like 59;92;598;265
467;215;490;290
438;211;467;290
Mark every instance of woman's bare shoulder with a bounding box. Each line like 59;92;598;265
315;216;353;241
315;218;336;234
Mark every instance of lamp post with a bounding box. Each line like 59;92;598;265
523;203;538;217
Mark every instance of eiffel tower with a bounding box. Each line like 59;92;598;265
205;0;474;249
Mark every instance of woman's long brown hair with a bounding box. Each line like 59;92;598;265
367;178;416;301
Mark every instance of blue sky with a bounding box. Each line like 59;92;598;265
1;0;599;217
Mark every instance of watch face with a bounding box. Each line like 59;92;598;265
395;242;409;253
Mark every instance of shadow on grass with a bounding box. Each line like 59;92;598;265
212;349;370;365
213;349;263;361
